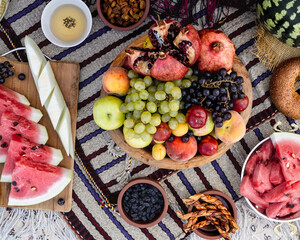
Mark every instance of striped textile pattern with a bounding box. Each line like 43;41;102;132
1;1;300;240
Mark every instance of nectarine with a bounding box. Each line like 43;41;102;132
215;110;246;144
102;67;130;96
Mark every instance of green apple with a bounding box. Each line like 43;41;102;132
123;127;152;148
190;113;214;136
93;96;125;130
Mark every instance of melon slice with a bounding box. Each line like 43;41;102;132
252;160;273;193
262;181;291;203
0;85;30;105
0;111;48;162
1;134;63;182
8;156;72;206
0;92;42;122
271;132;300;181
266;201;288;219
278;198;300;218
37;61;57;106
44;84;66;130
24;36;47;85
269;161;285;186
56;107;72;156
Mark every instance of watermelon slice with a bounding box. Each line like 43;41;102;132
278;198;300;218
269;162;285;186
0;111;48;162
0;85;30;105
0;92;42;122
245;139;274;176
239;175;269;209
8;156;72;206
271;132;300;182
262;181;291;203
252;160;273;193
265;201;288;219
1;134;63;182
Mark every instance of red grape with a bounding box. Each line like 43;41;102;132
198;136;218;156
233;96;249;112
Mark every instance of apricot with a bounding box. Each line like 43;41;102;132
152;143;166;160
102;67;130;96
215;110;246;144
172;123;189;137
165;136;197;162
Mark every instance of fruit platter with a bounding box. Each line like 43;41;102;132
0;37;79;212
98;20;253;170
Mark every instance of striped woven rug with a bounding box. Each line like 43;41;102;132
1;1;300;240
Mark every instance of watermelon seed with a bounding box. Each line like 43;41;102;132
31;186;37;191
286;163;290;168
17;134;22;137
11;181;17;186
281;157;286;160
0;136;2;140
58;198;65;205
292;153;296;158
15;188;20;192
288;204;294;208
0;143;7;148
285;194;289;197
13;122;19;126
31;146;38;150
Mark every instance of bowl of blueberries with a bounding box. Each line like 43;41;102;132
117;178;168;228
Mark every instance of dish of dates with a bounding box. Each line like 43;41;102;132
96;19;252;169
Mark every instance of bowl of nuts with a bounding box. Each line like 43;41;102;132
96;0;150;31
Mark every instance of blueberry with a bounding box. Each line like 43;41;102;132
181;136;189;143
167;135;175;142
57;198;65;205
17;73;25;80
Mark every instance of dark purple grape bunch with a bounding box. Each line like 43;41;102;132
0;61;14;84
181;68;245;127
122;183;164;222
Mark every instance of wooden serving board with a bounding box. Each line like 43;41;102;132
101;35;253;170
0;56;79;212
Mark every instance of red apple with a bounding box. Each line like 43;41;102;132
186;105;207;129
198;136;218;156
233;95;249;112
153;122;171;143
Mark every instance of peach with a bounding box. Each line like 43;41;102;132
190;113;214;136
102;67;130;96
215;110;246;144
165;136;197;162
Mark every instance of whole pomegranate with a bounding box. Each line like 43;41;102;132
197;29;235;73
126;19;201;81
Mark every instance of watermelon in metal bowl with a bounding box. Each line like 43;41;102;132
240;132;300;222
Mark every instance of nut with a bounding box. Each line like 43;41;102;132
102;0;146;27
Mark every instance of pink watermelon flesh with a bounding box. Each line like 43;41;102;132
266;201;288;219
8;156;72;206
262;181;291;203
245;139;273;176
0;92;42;122
284;181;300;198
252;161;273;193
0;111;48;162
239;174;269;209
278;198;300;218
0;85;29;105
1;134;62;182
269;162;285;186
275;139;300;182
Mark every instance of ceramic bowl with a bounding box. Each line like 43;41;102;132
41;0;92;47
96;0;150;31
187;190;237;239
117;178;168;228
241;135;300;222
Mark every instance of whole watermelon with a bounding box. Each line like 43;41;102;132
257;0;300;48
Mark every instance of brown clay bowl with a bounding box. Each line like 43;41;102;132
187;190;237;239
96;0;150;31
117;178;169;228
100;35;253;170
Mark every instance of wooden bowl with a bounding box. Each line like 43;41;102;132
96;0;150;31
101;35;253;170
187;190;237;239
117;178;168;228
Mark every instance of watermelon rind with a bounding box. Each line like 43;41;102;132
8;168;72;206
0;154;6;163
44;84;66;130
37;124;49;144
56;107;71;156
37;61;57;106
270;132;300;145
30;107;43;123
24;36;47;85
0;85;30;106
